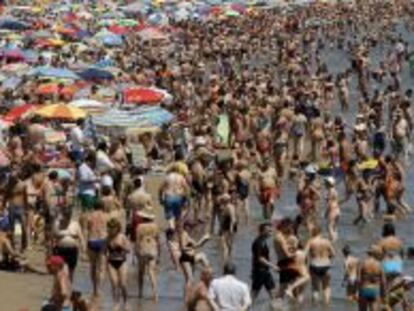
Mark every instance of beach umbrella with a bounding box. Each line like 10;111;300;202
5;48;27;60
210;6;223;15
134;105;174;127
29;30;53;39
94;31;123;46
138;28;169;41
95;58;115;68
29;66;79;80
117;19;139;27
230;3;247;13
22;49;38;63
35;38;67;49
109;25;130;35
102;11;125;19
122;2;147;14
147;13;169;26
4;104;37;123
124;87;164;104
69;99;109;115
225;10;241;17
173;8;190;21
35;104;87;120
206;0;223;5
37;83;77;97
1;63;30;75
1;48;26;62
1;77;23;89
78;68;114;81
0;19;28;31
97;19;115;27
92;106;174;128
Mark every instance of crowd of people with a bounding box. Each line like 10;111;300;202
1;0;414;310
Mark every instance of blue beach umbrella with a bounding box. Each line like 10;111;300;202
78;67;114;81
94;31;123;46
29;66;80;80
0;19;28;31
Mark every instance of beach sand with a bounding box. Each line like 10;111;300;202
0;175;165;311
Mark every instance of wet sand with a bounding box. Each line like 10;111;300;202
0;250;51;310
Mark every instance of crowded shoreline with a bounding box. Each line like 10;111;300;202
1;0;414;310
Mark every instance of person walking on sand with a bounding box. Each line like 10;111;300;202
208;263;251;311
45;256;72;311
324;177;340;242
305;226;335;304
159;164;190;230
251;223;278;302
186;267;215;311
342;245;359;301
106;218;130;311
357;246;386;311
86;200;107;298
135;207;161;302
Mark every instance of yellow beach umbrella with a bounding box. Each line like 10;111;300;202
35;104;87;120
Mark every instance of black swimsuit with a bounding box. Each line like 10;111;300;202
107;244;127;270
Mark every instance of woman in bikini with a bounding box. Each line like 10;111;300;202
24;165;45;251
325;177;340;242
177;221;210;301
106;218;130;311
86;200;107;298
218;192;237;264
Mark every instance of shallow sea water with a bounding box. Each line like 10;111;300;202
69;15;414;311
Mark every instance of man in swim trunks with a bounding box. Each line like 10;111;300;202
159;164;189;229
357;246;386;311
257;160;279;220
76;153;98;230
